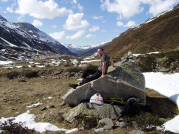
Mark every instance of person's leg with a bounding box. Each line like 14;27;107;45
69;69;98;89
79;70;102;85
82;69;97;79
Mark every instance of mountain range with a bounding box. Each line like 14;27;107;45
0;15;75;60
63;41;109;55
1;4;179;61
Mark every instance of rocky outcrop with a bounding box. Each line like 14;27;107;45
63;103;123;123
62;52;146;106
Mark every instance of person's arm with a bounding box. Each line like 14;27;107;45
101;61;106;79
110;59;114;67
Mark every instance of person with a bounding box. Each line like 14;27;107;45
69;48;114;89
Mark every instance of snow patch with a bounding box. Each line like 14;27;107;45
0;37;17;47
143;72;179;133
0;110;78;133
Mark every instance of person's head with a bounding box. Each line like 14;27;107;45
97;48;104;56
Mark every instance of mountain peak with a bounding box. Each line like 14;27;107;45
0;15;7;22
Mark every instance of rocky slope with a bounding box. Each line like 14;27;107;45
104;4;179;61
0;15;75;60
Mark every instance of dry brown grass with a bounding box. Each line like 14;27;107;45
104;7;179;61
0;67;178;134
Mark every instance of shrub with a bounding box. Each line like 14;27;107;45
123;113;165;131
0;119;36;134
6;71;19;79
25;71;38;78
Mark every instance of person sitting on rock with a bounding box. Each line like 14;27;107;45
69;48;114;89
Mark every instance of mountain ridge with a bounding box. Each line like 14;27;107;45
64;41;109;55
0;15;75;60
103;4;179;61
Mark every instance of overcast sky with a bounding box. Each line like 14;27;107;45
0;0;179;46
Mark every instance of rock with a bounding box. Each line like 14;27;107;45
129;130;144;134
41;107;47;111
79;127;85;131
54;70;62;75
62;52;146;106
19;79;26;82
116;121;127;128
58;107;71;114
99;118;114;130
63;103;123;123
94;128;104;132
60;101;66;106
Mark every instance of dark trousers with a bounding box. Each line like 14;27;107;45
79;69;102;85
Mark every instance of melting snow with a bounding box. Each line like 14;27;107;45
0;60;14;65
0;37;17;47
26;102;42;108
0;110;78;133
133;52;160;57
143;72;179;133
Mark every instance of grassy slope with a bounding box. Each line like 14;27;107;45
104;7;179;61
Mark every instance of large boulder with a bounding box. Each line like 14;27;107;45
63;103;123;123
62;52;146;106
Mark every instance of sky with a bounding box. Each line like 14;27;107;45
0;0;179;47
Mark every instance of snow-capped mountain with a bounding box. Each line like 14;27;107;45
63;41;109;55
0;15;75;60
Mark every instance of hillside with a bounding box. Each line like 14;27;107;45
0;15;75;60
104;4;179;61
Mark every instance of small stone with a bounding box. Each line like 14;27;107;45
103;125;111;130
79;127;85;131
60;101;66;106
116;121;127;128
48;105;55;108
99;118;114;129
94;128;104;132
41;107;47;111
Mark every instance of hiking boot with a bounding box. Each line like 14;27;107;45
69;83;78;89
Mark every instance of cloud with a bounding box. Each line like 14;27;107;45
124;21;136;27
92;16;103;19
17;15;24;21
66;30;85;39
101;0;144;18
116;21;123;26
116;15;122;20
32;20;43;27
50;31;65;39
6;1;16;13
1;0;8;2
53;25;57;28
89;25;99;32
148;0;178;16
85;34;96;39
100;0;179;18
63;13;89;31
78;4;83;12
73;0;77;4
116;20;136;27
6;7;13;13
15;0;73;19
